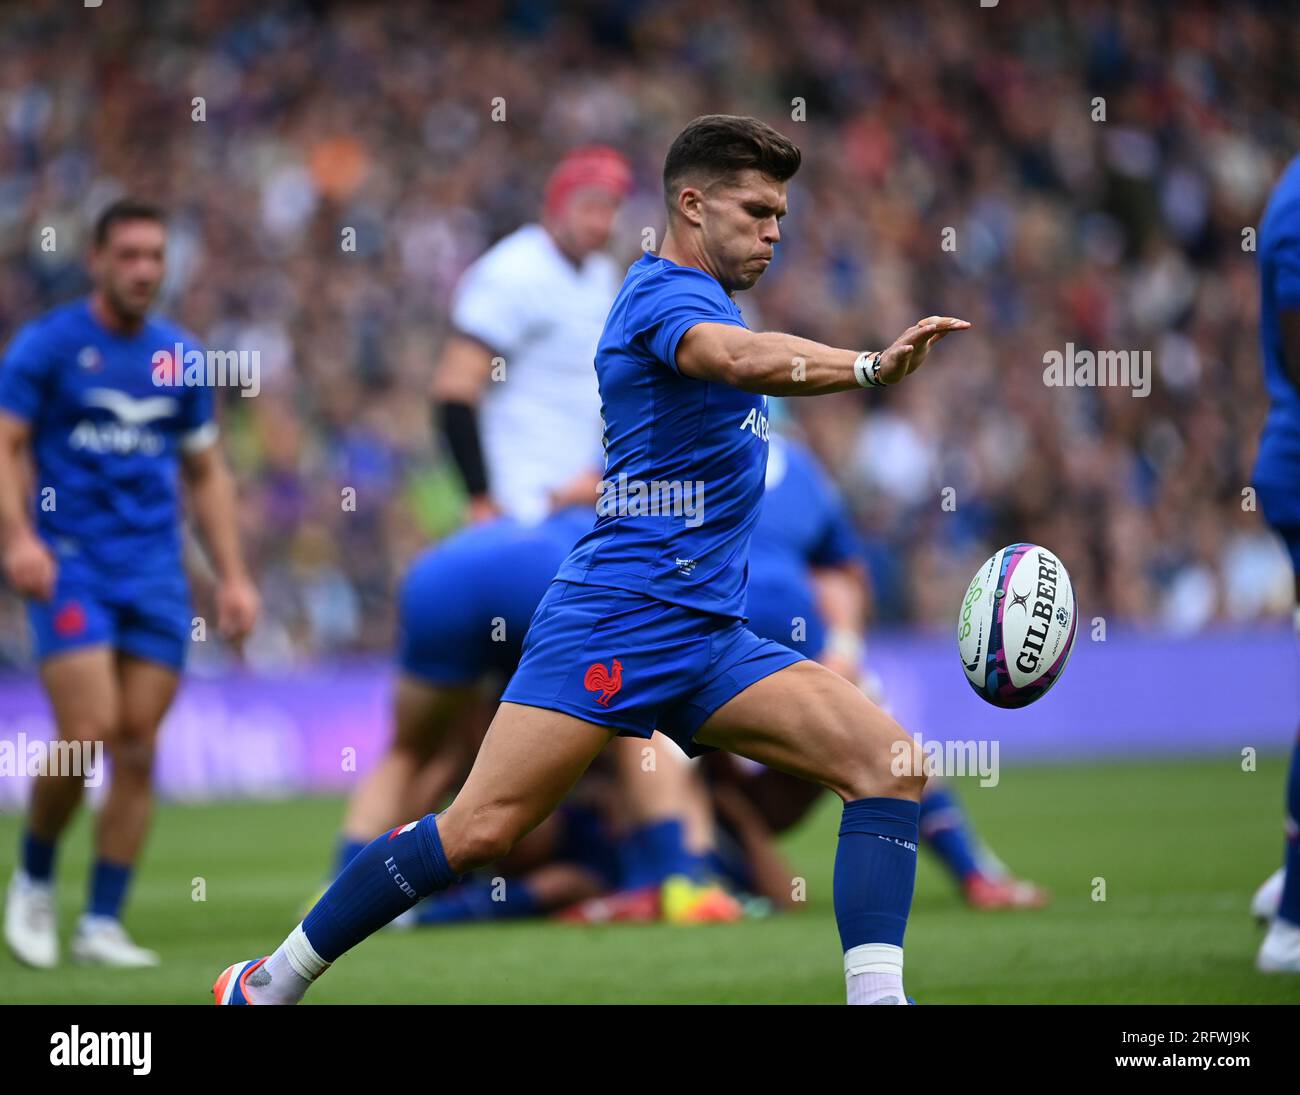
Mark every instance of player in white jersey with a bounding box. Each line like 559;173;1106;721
433;146;632;525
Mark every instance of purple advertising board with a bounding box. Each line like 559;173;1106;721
0;627;1296;806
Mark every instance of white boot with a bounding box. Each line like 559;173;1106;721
71;914;160;968
4;869;58;969
1250;867;1285;923
1256;917;1300;973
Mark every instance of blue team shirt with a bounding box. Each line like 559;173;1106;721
555;252;768;618
0;298;213;572
746;434;864;645
1256;154;1300;503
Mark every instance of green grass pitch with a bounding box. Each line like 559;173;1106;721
1;755;1298;1004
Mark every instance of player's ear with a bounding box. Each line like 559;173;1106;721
675;185;705;227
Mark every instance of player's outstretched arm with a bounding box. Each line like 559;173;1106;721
675;317;971;395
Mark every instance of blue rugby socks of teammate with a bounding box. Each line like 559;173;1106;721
835;797;920;1005
247;813;458;1004
22;833;138;934
333;835;367;879
21;829;57;883
918;786;981;883
619;818;706;888
87;858;133;920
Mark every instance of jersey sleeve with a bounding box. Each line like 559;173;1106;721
625;267;746;374
0;323;54;423
450;249;530;357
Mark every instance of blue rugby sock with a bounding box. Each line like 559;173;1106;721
21;830;57;883
918;786;982;882
619;818;703;888
334;836;368;879
302;814;458;963
416;878;540;924
87;859;132;920
1279;736;1300;927
834;797;919;951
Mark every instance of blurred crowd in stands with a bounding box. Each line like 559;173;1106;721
1;0;1298;667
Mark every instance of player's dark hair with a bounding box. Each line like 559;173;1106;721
92;198;166;248
662;115;801;212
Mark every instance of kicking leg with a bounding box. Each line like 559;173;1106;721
236;702;612;1004
695;658;926;1005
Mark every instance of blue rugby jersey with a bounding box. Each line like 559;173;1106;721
556;252;769;618
0;297;214;572
746;434;864;647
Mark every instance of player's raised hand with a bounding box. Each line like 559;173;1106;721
3;529;56;602
877;316;971;384
215;575;260;646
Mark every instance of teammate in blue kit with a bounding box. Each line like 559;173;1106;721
1250;153;1300;974
215;114;970;1006
1;199;258;969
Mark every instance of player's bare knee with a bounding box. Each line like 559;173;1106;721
108;736;156;779
60;717;118;749
833;736;927;802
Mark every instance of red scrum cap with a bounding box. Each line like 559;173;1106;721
543;146;633;216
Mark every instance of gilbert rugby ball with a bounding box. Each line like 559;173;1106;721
957;543;1077;708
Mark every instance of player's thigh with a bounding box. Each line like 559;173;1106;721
693;659;924;803
438;702;615;870
115;652;180;752
38;645;120;743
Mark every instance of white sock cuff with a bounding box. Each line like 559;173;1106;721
844;942;904;978
284;922;330;981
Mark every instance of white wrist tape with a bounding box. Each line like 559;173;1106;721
853;350;883;388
